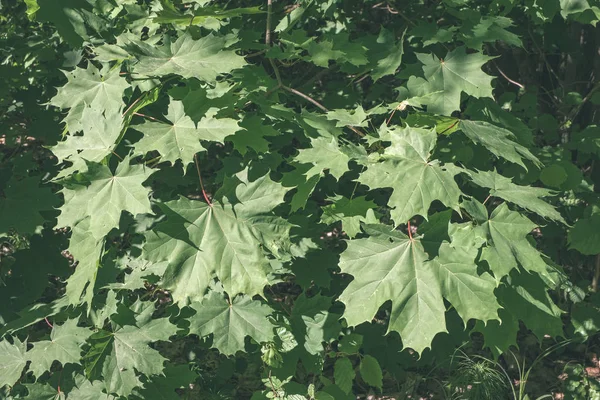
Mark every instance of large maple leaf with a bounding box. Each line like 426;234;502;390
0;176;58;236
27;319;92;378
51;107;123;176
51;64;129;115
469;169;565;223
415;46;494;115
58;160;153;240
187;291;276;356
357;125;462;225
339;224;447;354
339;218;500;353
83;302;178;397
480;203;550;280
126;32;246;83
143;170;290;303
133;99;241;166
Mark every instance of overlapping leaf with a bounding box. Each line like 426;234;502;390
188;291;276;356
143;170;290;303
126;33;246;83
357;125;462;224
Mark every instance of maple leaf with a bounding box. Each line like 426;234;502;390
461;16;522;50
68;377;116;399
83;303;178;397
294;136;352;180
51;64;129;114
188;291;276;356
320;195;378;238
468;169;565;223
371;28;405;81
126;32;246;83
568;214;600;255
0;176;58;236
51;107;123;176
458;120;541;169
339;218;500;353
133;99;240;166
427;223;500;324
27;318;92;378
474;271;563;358
326;106;369;127
64;218;104;306
132;364;197;400
357;125;462;224
0;337;28;388
416;46;494;115
58;160;153;240
480;203;550;280
143;170;290;303
339;225;447;354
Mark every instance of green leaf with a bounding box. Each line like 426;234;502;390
461;16;522;50
416;47;494;115
0;337;28;388
0;176;58;236
68;377;115;400
58;160;153;240
154;6;263;26
188;291;276;356
51;107;123;175
560;0;591;17
371;28;405;81
480;203;549;280
468;170;564;223
143;170;289;303
133;99;240;166
320;196;377;238
127;32;246;83
27;319;92;378
132;364;197;400
429;240;500;325
23;383;64;400
83;306;178;397
64;218;104;306
326;106;369;127
37;0;91;47
357;125;462;224
334;358;355;394
295;137;351;180
339;225;447;354
359;355;382;390
458;120;541;169
51;64;129;115
568;214;600;255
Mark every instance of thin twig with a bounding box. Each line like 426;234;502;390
111;151;123;161
44;317;53;329
407;221;413;240
194;153;212;206
494;63;525;89
282;85;328;112
123;95;143;117
483;194;491;205
266;0;272;46
134;112;160;122
592;254;600;292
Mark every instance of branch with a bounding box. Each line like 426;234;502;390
494;62;525;89
265;0;283;88
194;153;212;206
593;254;600;292
282;85;328;112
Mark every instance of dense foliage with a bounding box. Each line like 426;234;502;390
1;0;600;398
